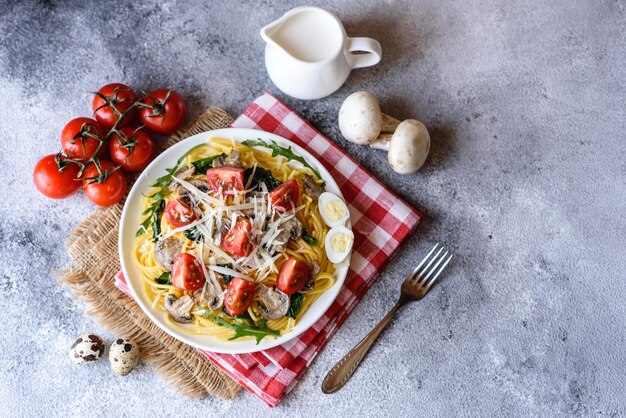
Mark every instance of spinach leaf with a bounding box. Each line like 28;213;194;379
191;153;226;174
287;293;304;319
201;310;280;344
302;229;317;245
242;138;324;182
154;272;171;285
244;166;282;191
183;227;202;242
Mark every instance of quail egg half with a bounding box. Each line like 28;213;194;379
325;225;354;264
318;192;349;228
69;334;105;364
109;337;140;376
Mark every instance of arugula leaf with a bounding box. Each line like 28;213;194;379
136;143;206;238
154;272;171;285
287;293;304;319
302;228;317;245
242;138;324;181
183;227;202;242
191;153;226;174
201;310;280;344
244;166;281;191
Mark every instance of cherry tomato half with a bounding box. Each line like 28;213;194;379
277;258;311;295
139;89;187;135
33;154;81;199
92;83;138;129
221;217;253;257
172;253;206;291
164;198;197;228
206;166;244;195
81;160;127;207
109;127;156;172
61;117;106;162
224;277;256;316
268;179;300;211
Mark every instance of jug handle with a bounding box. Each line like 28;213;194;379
346;37;382;69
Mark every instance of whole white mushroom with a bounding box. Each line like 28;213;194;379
371;119;430;174
337;92;430;174
338;91;400;145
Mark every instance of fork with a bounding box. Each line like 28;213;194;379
321;243;453;394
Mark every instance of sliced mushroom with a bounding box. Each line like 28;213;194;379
256;284;290;319
223;150;243;167
211;155;225;168
303;174;323;199
163;294;194;323
300;261;320;294
189;179;210;194
154;238;183;272
168;166;196;191
193;273;224;311
272;217;302;253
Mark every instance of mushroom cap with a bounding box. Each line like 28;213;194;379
338;91;383;145
257;284;290;320
387;119;430;174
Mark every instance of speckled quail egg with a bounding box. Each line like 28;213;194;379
325;225;354;264
109;337;140;376
69;334;105;364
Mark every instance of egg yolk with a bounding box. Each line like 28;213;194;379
330;232;352;252
324;199;347;222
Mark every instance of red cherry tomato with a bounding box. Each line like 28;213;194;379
81;160;127;207
109;127;156;172
171;253;206;291
92;83;138;129
60;117;106;162
277;258;311;295
139;89;187;135
224;278;256;316
164;198;197;228
206;166;245;195
221;218;253;257
268;179;299;211
33;154;81;199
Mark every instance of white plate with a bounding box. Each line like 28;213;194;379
118;128;350;354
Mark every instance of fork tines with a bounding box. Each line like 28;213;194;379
409;243;453;292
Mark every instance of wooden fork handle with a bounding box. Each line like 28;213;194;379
322;300;405;393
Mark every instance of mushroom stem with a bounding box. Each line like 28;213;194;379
369;133;393;151
380;114;401;133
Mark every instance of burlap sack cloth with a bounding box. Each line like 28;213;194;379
59;107;241;399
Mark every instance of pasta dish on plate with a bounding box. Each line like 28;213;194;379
133;137;353;343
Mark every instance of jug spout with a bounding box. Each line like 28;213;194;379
260;11;289;51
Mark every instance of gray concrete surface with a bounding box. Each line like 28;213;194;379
1;0;625;416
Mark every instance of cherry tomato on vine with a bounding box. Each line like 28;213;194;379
60;117;106;162
92;83;138;129
139;89;187;135
224;278;256;316
109;127;156;172
171;253;206;291
81;160;127;207
33;154;81;199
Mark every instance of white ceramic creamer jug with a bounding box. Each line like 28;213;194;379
261;6;382;100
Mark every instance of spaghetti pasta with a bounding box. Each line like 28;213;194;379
133;137;335;343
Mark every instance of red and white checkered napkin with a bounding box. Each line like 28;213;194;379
115;93;422;406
